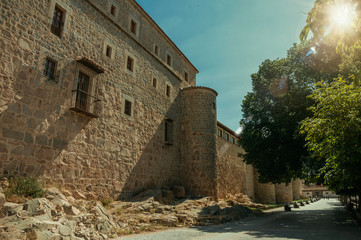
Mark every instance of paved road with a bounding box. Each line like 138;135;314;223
118;199;361;240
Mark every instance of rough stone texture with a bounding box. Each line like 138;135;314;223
275;183;293;204
0;193;5;210
0;0;193;199
181;87;218;198
292;179;302;200
0;0;298;204
253;171;276;204
216;134;254;200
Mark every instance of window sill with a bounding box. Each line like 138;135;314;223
164;141;173;146
70;107;99;118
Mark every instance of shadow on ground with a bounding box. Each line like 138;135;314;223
191;200;361;240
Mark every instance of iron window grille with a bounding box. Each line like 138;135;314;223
51;6;64;37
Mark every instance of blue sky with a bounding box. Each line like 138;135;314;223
136;0;315;132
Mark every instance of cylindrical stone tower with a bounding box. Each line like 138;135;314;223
275;183;293;204
254;170;276;204
292;179;302;200
181;86;218;198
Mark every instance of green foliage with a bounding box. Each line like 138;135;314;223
4;175;45;198
101;196;114;207
239;44;335;184
300;0;361;51
300;78;361;195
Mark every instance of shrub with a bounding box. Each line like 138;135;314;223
4;175;45;198
101;196;113;207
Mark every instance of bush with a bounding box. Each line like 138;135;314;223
4;175;45;198
101;196;113;207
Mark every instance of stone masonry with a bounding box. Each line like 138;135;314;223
0;0;301;203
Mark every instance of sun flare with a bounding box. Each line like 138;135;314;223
329;2;356;29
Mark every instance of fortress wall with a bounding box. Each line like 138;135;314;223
0;0;193;199
292;179;302;200
181;87;218;198
215;129;255;200
244;164;255;200
253;171;276;204
216;137;244;199
275;183;293;204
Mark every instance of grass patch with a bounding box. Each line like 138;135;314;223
4;175;45;199
101;196;113;207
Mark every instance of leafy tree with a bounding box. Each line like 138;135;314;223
300;79;361;199
240;44;338;184
300;0;361;51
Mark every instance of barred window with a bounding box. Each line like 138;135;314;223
124;100;132;116
43;58;56;80
51;5;64;37
127;56;134;72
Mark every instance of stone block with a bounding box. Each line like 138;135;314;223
0;142;8;153
22;104;32;116
52;138;67;149
2;128;24;141
24;132;33;144
34;109;45;120
36;135;48;146
9;102;21;113
63;205;80;215
10;146;23;155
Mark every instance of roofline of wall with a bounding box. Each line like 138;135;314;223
182;86;218;96
84;0;187;83
131;0;199;74
217;121;239;138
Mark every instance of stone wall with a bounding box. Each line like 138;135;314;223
181;87;218;198
253;171;276;204
275;183;293;204
292;179;302;200
0;0;300;203
0;0;195;199
216;126;255;200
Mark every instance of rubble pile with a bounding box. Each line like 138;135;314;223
0;184;262;239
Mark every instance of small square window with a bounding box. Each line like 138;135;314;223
43;58;56;80
130;20;137;35
154;45;159;55
127;56;134;72
166;54;172;66
51;5;64;37
106;45;112;58
184;71;188;82
224;133;230;141
166;85;171;97
124;100;132;116
110;5;116;16
152;78;157;88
